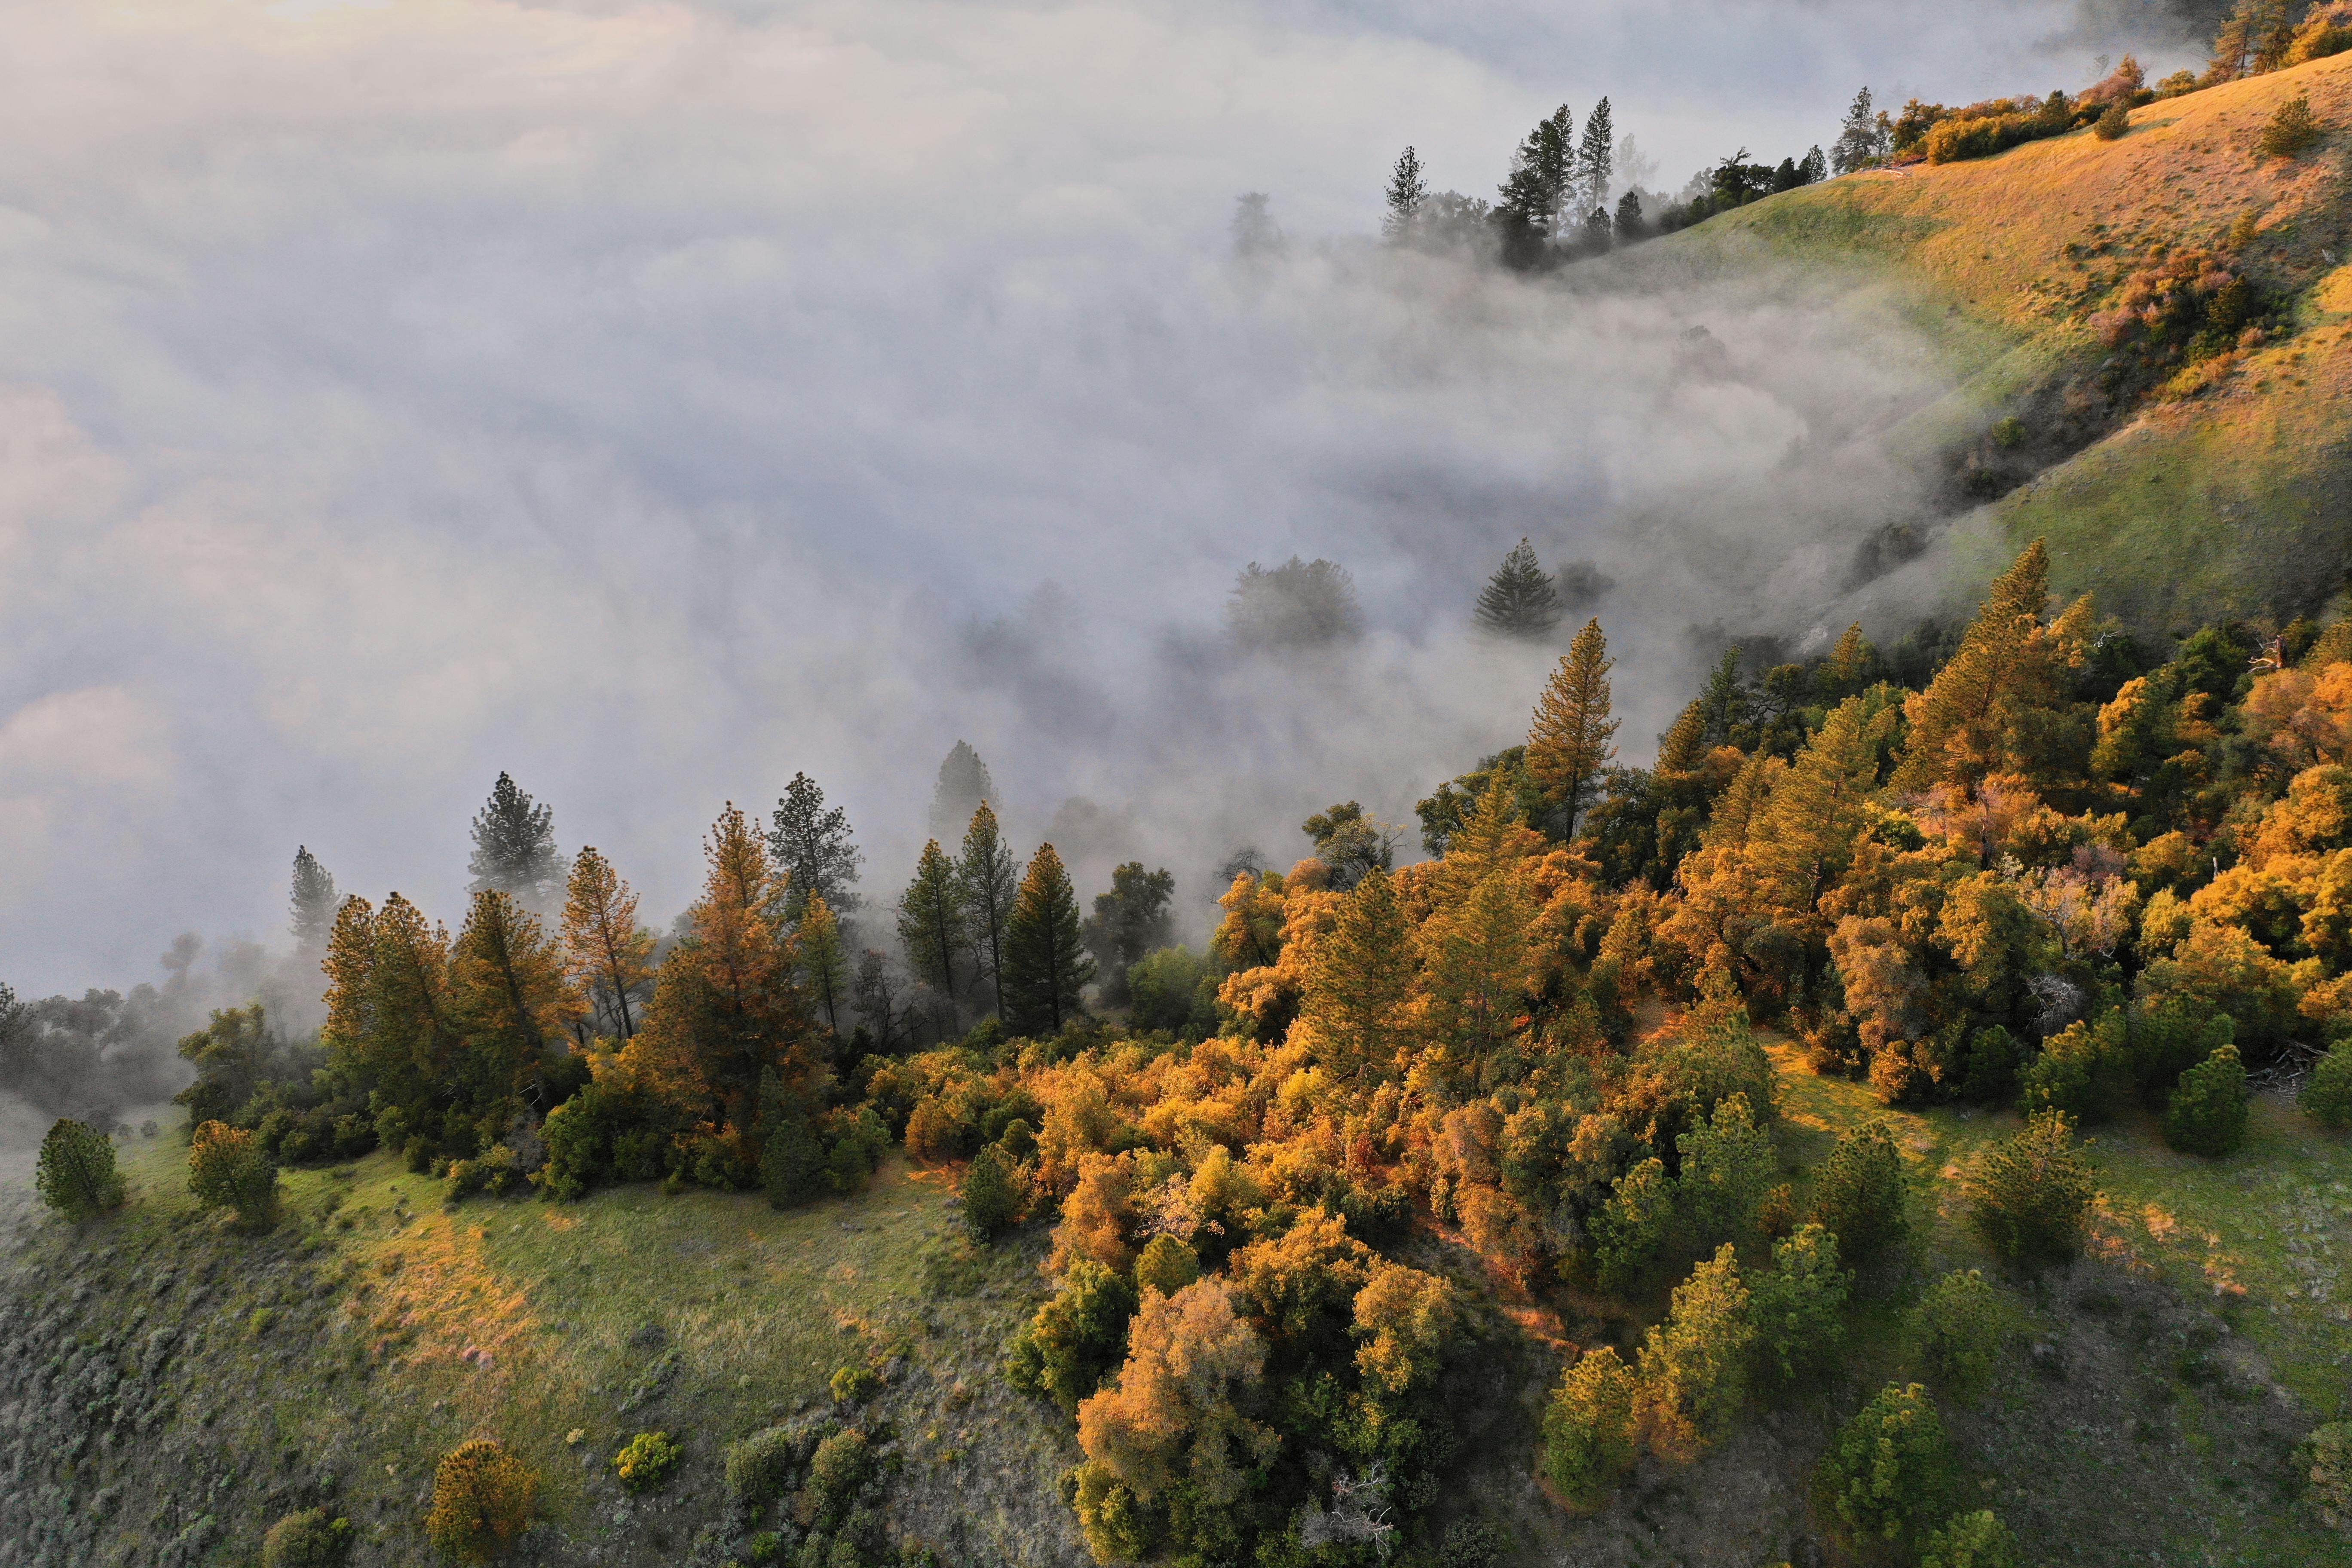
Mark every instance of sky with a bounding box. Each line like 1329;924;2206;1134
0;0;2214;997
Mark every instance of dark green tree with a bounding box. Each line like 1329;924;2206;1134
1572;97;1614;217
962;1142;1023;1240
1301;802;1399;890
1004;844;1095;1036
1494;104;1574;266
959;802;1020;1019
1813;1383;1956;1555
1004;1258;1137;1412
1809;1121;1909;1273
1475;539;1562;638
1382;145;1427;242
290;847;339;956
1967;1110;2095;1263
2163;1043;2250;1155
1831;87;1885;174
1613;189;1645;242
897;840;968;1036
1081;862;1176;1004
36;1118;126;1220
467;772;564;912
768;772;863;922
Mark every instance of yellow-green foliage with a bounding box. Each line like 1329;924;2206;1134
610;1430;681;1494
427;1439;536;1564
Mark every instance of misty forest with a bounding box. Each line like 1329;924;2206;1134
6;2;2352;1567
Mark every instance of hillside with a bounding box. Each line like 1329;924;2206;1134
1672;52;2352;632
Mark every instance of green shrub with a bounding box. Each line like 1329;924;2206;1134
2094;101;2131;140
1133;1233;1200;1298
1814;1383;1956;1553
1071;1460;1155;1563
1968;1110;2095;1264
2303;1421;2352;1533
725;1424;812;1504
2130;1002;2232;1108
1539;1345;1637;1510
35;1118;126;1221
1911;1269;2014;1405
2164;1043;2250;1156
830;1364;880;1405
1920;1509;2022;1568
806;1429;872;1511
426;1439;536;1564
1960;1026;2021;1106
261;1507;353;1568
2258;95;2322;159
960;1143;1023;1241
1748;1222;1850;1388
1005;1258;1137;1412
2018;1014;2129;1121
2304;1044;2352;1130
189;1118;280;1230
1809;1121;1908;1272
612;1430;683;1494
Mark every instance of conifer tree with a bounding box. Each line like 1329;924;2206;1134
449;889;579;1114
1573;98;1615;217
467;772;565;912
1656;700;1709;776
1528;618;1619;839
1299;866;1415;1083
1824;622;1876;697
1004;844;1095;1037
1750;692;1895;913
930;741;998;842
365;893;463;1111
899;839;969;1035
1831;87;1884;174
289;846;339;956
1474;539;1562;638
769;772;863;922
796;894;850;1036
1082;862;1176;1003
1613;189;1645;242
1634;1243;1755;1461
1382;146;1427;242
1890;541;2089;794
560;846;654;1040
36;1118;125;1221
959;802;1019;1020
1494;104;1575;264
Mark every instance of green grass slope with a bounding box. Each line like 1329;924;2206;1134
1675;53;2352;632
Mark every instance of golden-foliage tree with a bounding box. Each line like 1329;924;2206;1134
1528;617;1619;838
560;845;654;1040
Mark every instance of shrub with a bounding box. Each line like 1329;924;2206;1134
1005;1258;1139;1412
1814;1383;1956;1553
1809;1122;1908;1272
2130;1002;2233;1108
1920;1509;2023;1568
36;1118;126;1221
2258;95;2322;159
612;1430;682;1493
1540;1345;1637;1510
1911;1270;2014;1405
2164;1043;2250;1156
189;1119;280;1230
724;1425;810;1504
2095;101;2131;140
426;1439;536;1564
961;1144;1023;1241
1071;1459;1155;1563
2291;22;2352;64
2304;1044;2352;1129
1748;1223;1850;1389
1968;1110;2095;1264
830;1364;880;1405
1960;1026;2021;1106
261;1508;352;1568
2303;1421;2352;1532
1133;1234;1200;1299
806;1429;872;1511
2018;1014;2129;1122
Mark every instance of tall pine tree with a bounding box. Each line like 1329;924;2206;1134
1574;98;1615;218
1383;146;1427;242
1831;88;1882;174
899;839;968;1036
1298;865;1414;1083
930;741;998;843
958;802;1019;1020
1495;104;1575;266
1528;618;1619;840
1890;541;2090;794
449;889;580;1118
796;894;850;1036
467;772;565;912
560;846;654;1040
1475;539;1562;637
290;846;339;956
1004;844;1095;1037
769;772;863;923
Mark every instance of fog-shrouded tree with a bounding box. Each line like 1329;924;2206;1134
796;894;850;1037
959;802;1020;1020
852;948;912;1053
467;772;566;913
1226;557;1363;650
290;846;339;957
1831;87;1888;174
1231;192;1281;257
1527;618;1618;840
1004;843;1095;1037
1302;802;1400;891
1475;539;1562;638
930;741;998;843
1382;146;1427;242
1494;103;1575;266
1081;862;1176;1004
560;846;654;1041
1614;190;1645;242
1573;97;1614;218
769;772;862;924
899;839;968;1036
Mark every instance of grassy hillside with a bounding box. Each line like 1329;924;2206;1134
1675;53;2352;632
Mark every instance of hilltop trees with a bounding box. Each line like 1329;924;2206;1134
289;847;339;958
1494;104;1576;265
560;847;654;1040
899;840;968;1034
769;772;863;923
1006;845;1094;1035
1528;619;1618;839
467;772;566;913
958;802;1020;1020
1831;87;1891;172
1383;146;1427;241
1475;539;1562;638
1572;98;1615;223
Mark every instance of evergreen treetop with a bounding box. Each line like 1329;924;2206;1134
467;772;565;911
1474;539;1562;638
290;846;339;955
769;771;863;922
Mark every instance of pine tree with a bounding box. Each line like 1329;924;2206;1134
1613;189;1645;242
1890;541;2088;794
930;741;998;843
1656;700;1709;775
1298;866;1414;1083
1382;146;1427;242
959;802;1020;1020
1494;104;1575;265
796;894;850;1036
1749;692;1895;913
899;839;968;1035
449;889;579;1115
1824;622;1876;697
289;847;339;956
1004;844;1095;1037
1634;1243;1755;1461
36;1118;125;1220
1831;87;1883;174
467;772;565;912
560;846;654;1040
769;772;862;923
1527;618;1619;839
1475;539;1562;637
1573;98;1614;217
1081;863;1176;1003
